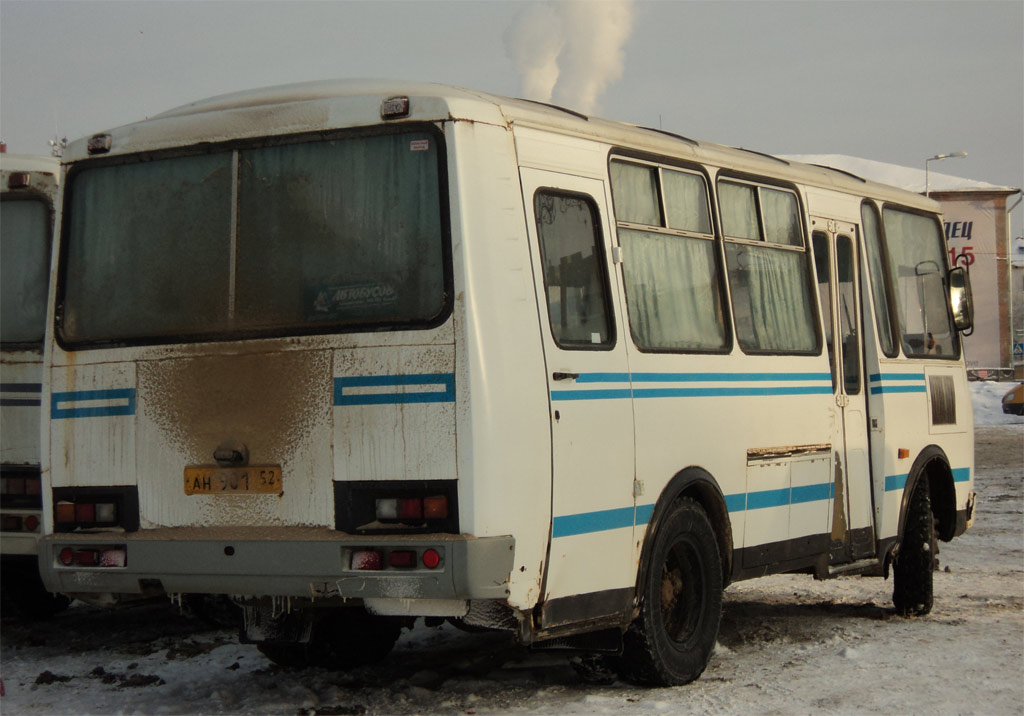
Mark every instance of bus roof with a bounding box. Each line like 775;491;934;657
63;79;938;212
1;153;59;177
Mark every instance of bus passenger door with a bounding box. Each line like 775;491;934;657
811;219;874;563
520;167;638;629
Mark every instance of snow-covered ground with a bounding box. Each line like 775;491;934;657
2;383;1021;715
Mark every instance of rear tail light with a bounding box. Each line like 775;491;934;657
1;473;43;509
348;547;443;571
57;546;126;568
56;501;75;524
2;514;42;533
351;550;383;570
423;496;448;519
388;550;416;568
54;499;118;529
374;495;448;522
2;478;27;495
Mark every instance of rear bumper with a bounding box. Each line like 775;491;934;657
1;526;40;556
39;527;514;603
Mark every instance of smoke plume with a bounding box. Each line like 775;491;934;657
504;1;635;116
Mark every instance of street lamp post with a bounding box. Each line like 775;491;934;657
925;152;968;197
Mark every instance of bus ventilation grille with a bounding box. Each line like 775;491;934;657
929;375;957;425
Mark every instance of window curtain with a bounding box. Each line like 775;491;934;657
663;170;711;234
620;228;726;350
719;182;759;240
610;161;660;225
727;244;817;352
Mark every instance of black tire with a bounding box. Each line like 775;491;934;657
257;609;402;670
893;477;936;616
611;498;722;686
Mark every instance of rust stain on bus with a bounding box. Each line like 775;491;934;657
137;350;331;465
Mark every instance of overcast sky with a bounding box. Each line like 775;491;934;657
2;1;1021;206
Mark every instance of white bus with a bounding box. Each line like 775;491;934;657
1;153;69;617
39;81;974;685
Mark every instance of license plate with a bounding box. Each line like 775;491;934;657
184;466;282;495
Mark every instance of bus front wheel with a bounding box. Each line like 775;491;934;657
612;497;723;686
893;477;936;616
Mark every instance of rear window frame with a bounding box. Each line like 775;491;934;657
55;123;453;351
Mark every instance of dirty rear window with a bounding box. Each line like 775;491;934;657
59;129;448;347
1;198;52;345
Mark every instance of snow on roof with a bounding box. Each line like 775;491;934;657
782;154;1020;195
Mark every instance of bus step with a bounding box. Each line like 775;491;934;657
827;558;880;577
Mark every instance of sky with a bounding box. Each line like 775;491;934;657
1;1;1021;223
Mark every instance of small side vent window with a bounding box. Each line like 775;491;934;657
929;375;956;425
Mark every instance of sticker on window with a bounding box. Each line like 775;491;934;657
308;280;399;320
410;139;430;152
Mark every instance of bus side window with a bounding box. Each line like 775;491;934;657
534;191;615;349
719;179;818;354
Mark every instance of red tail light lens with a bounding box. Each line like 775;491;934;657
388;550;416;568
75;503;96;523
74;550;100;566
56;502;75;523
57;546;126;568
397;498;422;520
3;478;26;495
423;496;448;519
24;515;40;532
422;548;441;569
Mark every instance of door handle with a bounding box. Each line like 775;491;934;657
552;372;580;381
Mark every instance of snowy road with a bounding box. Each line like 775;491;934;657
2;418;1021;715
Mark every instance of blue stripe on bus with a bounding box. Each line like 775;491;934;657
551;389;633;401
552;506;636;538
1;382;43;406
634;503;655;526
632;386;832;399
334;373;455;406
870;385;928;394
792;482;835;504
868;373;927;395
554;481;837;536
51;389;136;419
630;372;832;383
885;474;909;491
886;468;970;492
552;371;833;402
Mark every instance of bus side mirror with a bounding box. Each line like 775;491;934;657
949;266;973;332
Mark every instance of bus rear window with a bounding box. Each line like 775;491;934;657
1;199;51;346
60;130;448;346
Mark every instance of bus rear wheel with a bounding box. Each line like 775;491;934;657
612;498;722;686
893;477;936;616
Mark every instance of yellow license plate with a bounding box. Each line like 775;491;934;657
184;466;283;495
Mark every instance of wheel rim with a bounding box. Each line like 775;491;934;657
659;538;704;644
